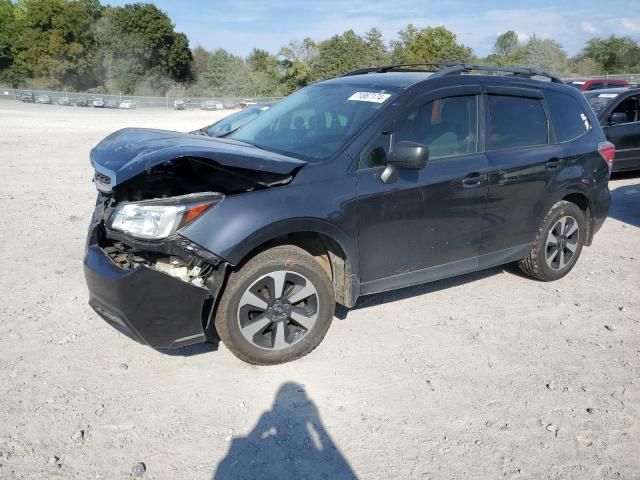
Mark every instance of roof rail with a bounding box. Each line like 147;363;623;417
341;63;451;76
342;63;564;83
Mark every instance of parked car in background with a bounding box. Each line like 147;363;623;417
105;99;118;109
223;100;237;109
93;97;105;108
57;96;71;106
76;97;89;107
174;100;186;110
200;100;223;110
119;99;136;109
239;99;257;109
584;87;640;172
35;94;52;104
85;64;612;365
193;104;273;137
564;77;629;91
21;92;35;103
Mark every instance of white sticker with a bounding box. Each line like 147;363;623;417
347;92;392;103
598;93;619;98
571;81;586;85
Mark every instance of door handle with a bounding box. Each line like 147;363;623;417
546;158;561;169
462;172;487;188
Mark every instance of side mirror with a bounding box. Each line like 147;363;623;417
388;141;429;169
380;141;429;184
609;112;627;125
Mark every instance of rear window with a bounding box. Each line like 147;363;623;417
586;82;605;91
545;90;591;142
567;81;586;89
487;95;548;150
583;91;620;115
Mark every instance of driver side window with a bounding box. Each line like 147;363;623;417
611;96;639;124
359;95;478;169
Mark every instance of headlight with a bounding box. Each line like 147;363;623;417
111;203;185;239
109;194;222;240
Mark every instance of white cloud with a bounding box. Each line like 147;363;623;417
580;21;598;34
176;2;640;58
621;18;640;34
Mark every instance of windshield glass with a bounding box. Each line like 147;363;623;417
229;83;398;161
206;107;264;137
584;92;619;115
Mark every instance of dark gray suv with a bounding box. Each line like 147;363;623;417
84;64;613;365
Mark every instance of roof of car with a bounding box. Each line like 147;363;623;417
583;87;634;95
564;77;628;83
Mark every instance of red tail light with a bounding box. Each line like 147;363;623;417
598;141;615;168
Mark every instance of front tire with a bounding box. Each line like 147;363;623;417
215;245;335;365
519;200;586;281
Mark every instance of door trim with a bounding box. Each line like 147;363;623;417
358;243;532;297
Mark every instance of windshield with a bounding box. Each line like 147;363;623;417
205;107;265;137
584;92;619;115
229;83;398;161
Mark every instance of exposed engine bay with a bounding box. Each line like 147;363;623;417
93;155;296;287
107;156;294;202
103;241;216;288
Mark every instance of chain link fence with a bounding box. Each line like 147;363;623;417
598;73;640;84
0;85;282;109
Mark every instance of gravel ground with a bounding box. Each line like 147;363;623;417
0;101;639;480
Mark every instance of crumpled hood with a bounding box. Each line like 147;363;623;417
90;128;306;188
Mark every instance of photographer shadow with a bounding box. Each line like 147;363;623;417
212;382;357;480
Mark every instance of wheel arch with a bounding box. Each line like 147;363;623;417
544;187;595;246
224;219;360;308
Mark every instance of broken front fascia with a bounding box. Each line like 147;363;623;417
95;192;226;285
85;195;229;349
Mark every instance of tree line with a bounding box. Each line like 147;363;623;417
1;0;639;97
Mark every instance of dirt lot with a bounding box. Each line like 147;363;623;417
0;101;639;480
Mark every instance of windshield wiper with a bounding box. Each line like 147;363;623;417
191;128;211;136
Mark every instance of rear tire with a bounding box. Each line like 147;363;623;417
519;201;585;281
215;245;335;365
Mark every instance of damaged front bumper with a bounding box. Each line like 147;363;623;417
83;217;227;349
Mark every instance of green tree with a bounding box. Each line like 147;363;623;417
577;36;640;72
494;31;519;57
391;25;473;64
10;0;96;89
279;38;317;64
246;48;281;96
364;27;389;65
570;56;599;76
78;0;102;19
0;0;16;81
521;36;570;75
313;30;372;80
95;3;192;94
278;38;317;92
201;48;249;97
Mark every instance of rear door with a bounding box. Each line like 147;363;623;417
480;86;559;263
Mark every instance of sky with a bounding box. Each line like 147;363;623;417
110;0;640;58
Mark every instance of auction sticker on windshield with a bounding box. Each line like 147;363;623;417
598;93;619;98
348;92;392;103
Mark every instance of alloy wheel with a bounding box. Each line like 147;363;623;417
237;270;319;350
545;215;580;271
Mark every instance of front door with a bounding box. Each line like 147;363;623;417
603;94;640;170
355;90;489;293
